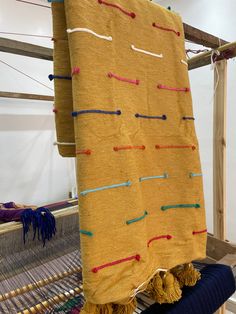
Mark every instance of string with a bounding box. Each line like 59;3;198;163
0;59;54;91
15;0;50;8
0;31;51;39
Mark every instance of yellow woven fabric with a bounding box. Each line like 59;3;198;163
51;0;207;307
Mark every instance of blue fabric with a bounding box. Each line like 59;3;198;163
142;264;236;314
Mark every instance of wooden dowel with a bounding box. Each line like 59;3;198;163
0;266;81;302
0;91;54;101
17;286;82;314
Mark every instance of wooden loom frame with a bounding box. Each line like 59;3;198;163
1;21;236;314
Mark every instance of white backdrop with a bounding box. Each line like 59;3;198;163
0;0;235;242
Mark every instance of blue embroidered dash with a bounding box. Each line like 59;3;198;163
80;181;131;196
189;172;203;178
80;230;93;237
48;74;71;81
135;113;167;120
48;0;64;2
139;173;168;182
72;109;121;117
161;203;200;211
126;211;148;225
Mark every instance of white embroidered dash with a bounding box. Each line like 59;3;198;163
181;59;188;66
131;44;163;59
53;141;76;146
67;28;112;41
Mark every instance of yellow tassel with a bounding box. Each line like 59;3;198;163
172;263;201;288
80;301;114;314
146;272;166;304
113;298;137;314
162;272;182;303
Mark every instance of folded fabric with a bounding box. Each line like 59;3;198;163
51;0;207;312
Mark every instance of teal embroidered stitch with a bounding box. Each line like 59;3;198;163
126;211;148;225
139;173;168;182
80;230;94;237
161;203;200;211
80;181;131;196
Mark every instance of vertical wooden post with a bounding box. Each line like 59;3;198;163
213;60;227;314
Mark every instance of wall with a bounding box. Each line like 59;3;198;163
0;0;76;206
155;0;236;242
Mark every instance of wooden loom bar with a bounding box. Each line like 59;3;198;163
17;286;82;314
0;91;54;101
0;266;81;302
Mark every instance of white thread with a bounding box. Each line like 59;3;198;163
54;141;76;146
181;59;188;66
131;44;163;59
67;28;112;41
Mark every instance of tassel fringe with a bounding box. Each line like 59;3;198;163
172;263;201;288
80;302;113;314
113;298;137;314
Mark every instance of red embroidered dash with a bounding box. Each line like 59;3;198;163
192;229;207;235
157;84;190;92
76;149;91;155
148;235;172;247
92;254;140;273
98;0;136;18
53;108;58;113
113;145;145;152
155;145;196;150
72;67;80;76
108;72;139;85
152;22;180;36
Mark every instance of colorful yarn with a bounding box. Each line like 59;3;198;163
48;74;71;81
67;27;112;41
152;22;180;36
55;296;83;312
126;211;148;225
131;44;163;58
76;149;92;155
139;173;168;182
155;145;196;150
92;254;141;273
108;72;139;85
113;145;145;151
147;235;172;247
80;230;94;237
72;109;121;117
135;113;167;120
98;0;136;18
192;229;207;235
161;204;200;211
157;84;190;92
80;181;131;196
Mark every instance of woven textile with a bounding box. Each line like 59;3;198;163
51;0;207;309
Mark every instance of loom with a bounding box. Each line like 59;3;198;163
1;1;236;314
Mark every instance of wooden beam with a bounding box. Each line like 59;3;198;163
183;23;228;48
213;60;227;241
207;235;236;261
0;37;53;61
0;91;54;101
188;41;236;70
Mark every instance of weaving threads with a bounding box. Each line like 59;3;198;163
113;145;145;151
131;44;163;58
192;229;207;235
161;204;200;211
80;181;131;196
189;172;202;178
147;235;172;247
157;84;190;92
98;0;136;19
72;109;121;117
92;254;141;273
135;113;167;120
152;22;180;36
126;211;148;225
48;74;71;81
155;144;196;150
67;27;112;41
139;174;168;182
76;149;91;155
108;72;140;85
80;230;93;237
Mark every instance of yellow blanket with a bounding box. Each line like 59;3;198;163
51;0;207;312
